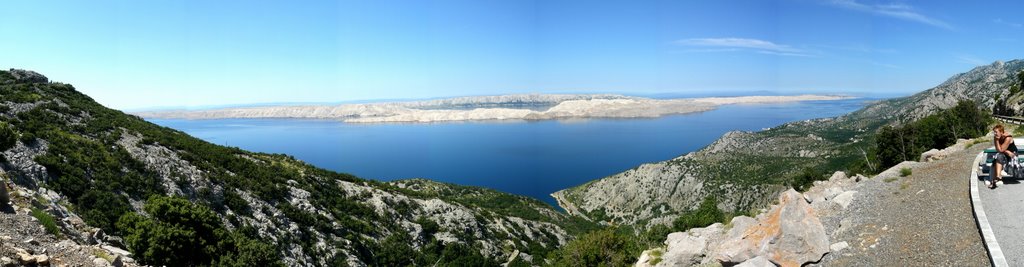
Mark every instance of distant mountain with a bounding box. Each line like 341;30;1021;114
552;60;1024;227
0;69;592;266
134;93;849;123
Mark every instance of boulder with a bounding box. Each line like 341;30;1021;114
34;254;49;266
16;252;34;265
919;149;943;162
827;171;847;182
832;191;857;209
713;189;829;267
93;257;112;267
658;223;724;266
1;257;14;267
111;255;124;267
735;256;777;267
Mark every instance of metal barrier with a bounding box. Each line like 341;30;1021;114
993;115;1024;125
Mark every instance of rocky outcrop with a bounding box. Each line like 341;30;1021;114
0;172;140;267
919;138;973;162
637;170;872;267
6;69;48;84
715;189;828;266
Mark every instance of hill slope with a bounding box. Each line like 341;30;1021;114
0;69;592;266
553;60;1024;227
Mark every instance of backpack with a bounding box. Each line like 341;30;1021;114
1009;156;1024;179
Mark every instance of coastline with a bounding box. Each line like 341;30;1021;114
134;94;852;123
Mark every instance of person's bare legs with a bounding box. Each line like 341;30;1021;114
993;162;1003;188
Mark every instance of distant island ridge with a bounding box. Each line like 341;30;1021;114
134;94;852;123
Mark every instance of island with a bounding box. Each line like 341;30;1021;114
133;94;852;123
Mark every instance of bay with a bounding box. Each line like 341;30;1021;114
148;98;872;207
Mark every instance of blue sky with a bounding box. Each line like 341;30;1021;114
1;0;1022;110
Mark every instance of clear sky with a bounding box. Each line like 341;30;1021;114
2;0;1022;110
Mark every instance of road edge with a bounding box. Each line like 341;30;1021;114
971;151;1008;267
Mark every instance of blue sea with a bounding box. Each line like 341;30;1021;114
148;98;872;207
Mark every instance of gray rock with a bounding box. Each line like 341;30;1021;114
110;255;124;267
736;256;777;267
824;187;844;200
33;254;49;266
1;257;14;267
828;171;848;182
830;241;849;252
714;189;829;266
16;252;34;265
832;191;857;209
658;223;724;266
8;69;48;83
93;257;112;267
102;245;132;256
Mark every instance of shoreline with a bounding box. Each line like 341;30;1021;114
134;94;853;123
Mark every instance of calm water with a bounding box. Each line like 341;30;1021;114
148;99;871;207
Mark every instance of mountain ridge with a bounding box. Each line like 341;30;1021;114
552;59;1024;227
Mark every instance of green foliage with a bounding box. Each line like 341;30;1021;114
787;167;825;192
671;196;725;232
369;226;500;267
547;227;640;267
899;168;912;177
874;100;992;169
31;208;61;237
0;121;16;151
117;196;282;267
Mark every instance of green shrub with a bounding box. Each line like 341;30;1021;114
117;196;281;267
789;167;825;192
0;122;16;151
672;196;725;232
899;168;912;177
31;208;61;237
547;227;640;267
875;100;992;169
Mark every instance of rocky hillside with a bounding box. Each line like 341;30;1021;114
636;137;989;266
0;69;592;266
553;59;1024;228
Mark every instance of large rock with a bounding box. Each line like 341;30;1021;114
8;69;48;83
713;189;829;267
832;191;857;209
648;223;725;266
735;256;777;267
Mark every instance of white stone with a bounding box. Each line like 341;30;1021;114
832;191;857;209
830;241;849;252
735;256;776;267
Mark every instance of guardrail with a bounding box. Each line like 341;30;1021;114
994;115;1024;125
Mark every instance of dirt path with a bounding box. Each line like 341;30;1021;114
818;143;989;266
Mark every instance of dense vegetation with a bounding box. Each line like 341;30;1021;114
117;196;280;266
992;70;1024;116
873;100;991;169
